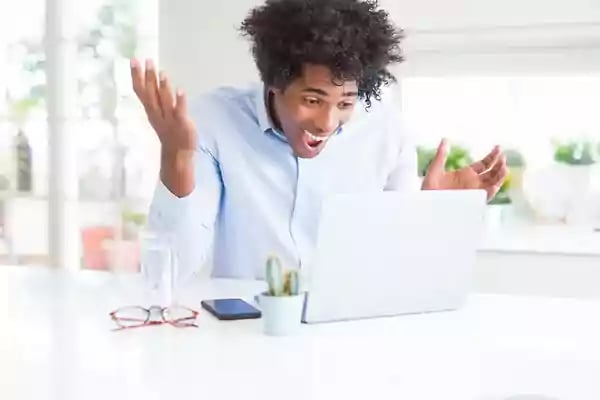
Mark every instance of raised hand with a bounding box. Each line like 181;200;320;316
421;139;508;201
130;58;196;156
131;58;196;197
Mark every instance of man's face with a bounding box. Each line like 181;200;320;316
270;64;358;158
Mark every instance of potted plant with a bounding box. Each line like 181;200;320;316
503;148;531;220
504;148;526;182
258;254;305;336
524;139;600;225
553;140;597;166
102;208;147;273
552;139;598;224
486;173;512;229
121;209;147;241
417;143;473;177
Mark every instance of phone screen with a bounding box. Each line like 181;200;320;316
201;298;261;320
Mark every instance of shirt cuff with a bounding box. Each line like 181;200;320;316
147;179;196;233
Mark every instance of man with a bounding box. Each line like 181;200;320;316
130;0;507;280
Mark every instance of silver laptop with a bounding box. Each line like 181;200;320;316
301;189;487;323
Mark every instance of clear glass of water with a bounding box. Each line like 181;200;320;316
139;231;178;307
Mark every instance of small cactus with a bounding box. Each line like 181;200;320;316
287;270;299;295
266;253;283;296
265;254;301;296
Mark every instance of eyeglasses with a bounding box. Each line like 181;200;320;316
109;304;199;331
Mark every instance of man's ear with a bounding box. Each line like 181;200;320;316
269;86;285;96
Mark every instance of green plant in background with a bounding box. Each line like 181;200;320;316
486;147;526;205
553;140;598;165
122;210;146;226
121;209;147;240
445;145;473;171
485;148;525;206
417;143;473;177
504;148;526;168
417;147;437;177
265;254;300;296
3;0;143;202
78;0;142;201
9;98;44;128
488;175;512;205
4;39;46;126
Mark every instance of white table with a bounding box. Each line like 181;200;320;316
1;266;599;400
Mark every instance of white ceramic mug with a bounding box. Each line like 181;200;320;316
258;292;305;336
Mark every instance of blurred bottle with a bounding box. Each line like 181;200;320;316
14;130;32;193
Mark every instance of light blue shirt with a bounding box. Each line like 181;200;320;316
148;83;419;280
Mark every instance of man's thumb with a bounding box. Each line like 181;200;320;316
429;139;449;173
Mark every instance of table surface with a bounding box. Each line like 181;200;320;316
1;266;600;400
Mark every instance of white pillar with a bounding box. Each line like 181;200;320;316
46;0;80;270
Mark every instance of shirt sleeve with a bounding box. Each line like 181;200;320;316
385;141;420;191
384;112;421;192
146;145;223;280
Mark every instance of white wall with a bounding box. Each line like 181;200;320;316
381;0;600;75
159;0;600;93
159;0;263;97
380;0;600;30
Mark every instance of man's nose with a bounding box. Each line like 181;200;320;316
313;109;339;135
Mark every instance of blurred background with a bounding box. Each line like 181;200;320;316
1;0;599;298
0;0;158;270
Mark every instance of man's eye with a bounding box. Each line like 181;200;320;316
305;97;321;105
339;102;354;109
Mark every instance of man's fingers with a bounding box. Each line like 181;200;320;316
487;183;503;201
427;138;449;175
471;145;501;174
144;59;162;117
130;58;145;99
486;166;508;200
174;89;188;120
158;71;175;119
481;157;505;184
481;156;507;186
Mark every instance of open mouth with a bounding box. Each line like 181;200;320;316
304;131;330;148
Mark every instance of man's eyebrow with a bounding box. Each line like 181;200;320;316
301;87;358;97
342;90;358;97
302;87;329;96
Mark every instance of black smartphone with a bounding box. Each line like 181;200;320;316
201;298;262;320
